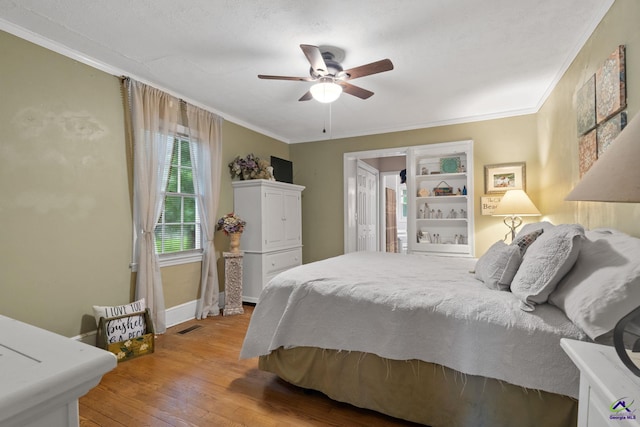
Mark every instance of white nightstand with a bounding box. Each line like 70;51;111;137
561;338;640;427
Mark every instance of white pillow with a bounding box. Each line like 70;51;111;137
549;229;640;341
474;241;522;291
511;224;585;311
93;298;147;344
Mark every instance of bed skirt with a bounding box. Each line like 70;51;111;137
259;347;577;427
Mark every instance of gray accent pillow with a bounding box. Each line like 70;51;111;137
549;228;640;341
515;221;555;240
511;228;544;256
511;224;585;311
474;240;522;291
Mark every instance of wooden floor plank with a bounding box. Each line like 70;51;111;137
80;305;420;426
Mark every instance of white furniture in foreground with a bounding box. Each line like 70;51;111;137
0;315;117;427
561;338;640;427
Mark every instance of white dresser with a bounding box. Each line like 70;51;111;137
232;179;305;302
561;338;640;427
0;315;116;427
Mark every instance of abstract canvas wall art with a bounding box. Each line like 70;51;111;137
596;45;626;124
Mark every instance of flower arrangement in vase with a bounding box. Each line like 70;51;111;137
216;213;246;253
228;153;274;180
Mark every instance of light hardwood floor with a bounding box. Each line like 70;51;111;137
79;304;421;426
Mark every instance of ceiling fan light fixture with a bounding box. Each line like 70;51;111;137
310;80;342;103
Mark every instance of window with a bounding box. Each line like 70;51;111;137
155;136;201;257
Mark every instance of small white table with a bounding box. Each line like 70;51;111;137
561;338;640;427
0;315;117;427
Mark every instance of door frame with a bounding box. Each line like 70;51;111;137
343;147;409;253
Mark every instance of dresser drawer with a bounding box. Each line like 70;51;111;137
265;249;301;275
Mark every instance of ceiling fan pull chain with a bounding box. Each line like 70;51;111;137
322;102;332;137
322;105;326;134
329;102;333;139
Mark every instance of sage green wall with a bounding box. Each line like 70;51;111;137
536;0;640;235
290;115;539;263
0;30;290;337
0;30;132;337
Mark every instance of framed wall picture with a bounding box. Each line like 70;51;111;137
484;162;526;194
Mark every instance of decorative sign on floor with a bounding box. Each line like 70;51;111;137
96;309;155;362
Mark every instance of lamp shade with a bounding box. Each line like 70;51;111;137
566;112;640;202
310;80;342;103
492;189;541;216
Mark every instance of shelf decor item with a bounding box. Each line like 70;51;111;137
417;188;429;197
440;157;461;173
433;181;453;196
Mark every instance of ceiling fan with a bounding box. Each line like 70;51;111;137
258;44;394;103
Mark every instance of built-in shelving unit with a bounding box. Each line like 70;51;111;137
408;140;474;256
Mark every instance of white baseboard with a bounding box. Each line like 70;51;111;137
73;292;224;346
165;299;198;329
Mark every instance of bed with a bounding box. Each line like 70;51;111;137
240;223;640;427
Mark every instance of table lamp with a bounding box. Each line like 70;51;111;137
566;112;640;376
492;189;541;241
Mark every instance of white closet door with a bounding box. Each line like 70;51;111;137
356;162;378;251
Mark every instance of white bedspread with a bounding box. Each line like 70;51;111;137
240;251;587;398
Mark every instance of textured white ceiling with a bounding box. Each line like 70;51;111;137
0;0;613;143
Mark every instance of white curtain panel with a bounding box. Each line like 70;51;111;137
186;104;224;319
128;79;180;334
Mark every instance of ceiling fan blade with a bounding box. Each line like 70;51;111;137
298;91;313;101
342;59;394;80
258;74;314;81
338;81;374;99
300;44;329;76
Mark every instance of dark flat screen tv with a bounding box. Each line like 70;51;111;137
270;156;293;183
